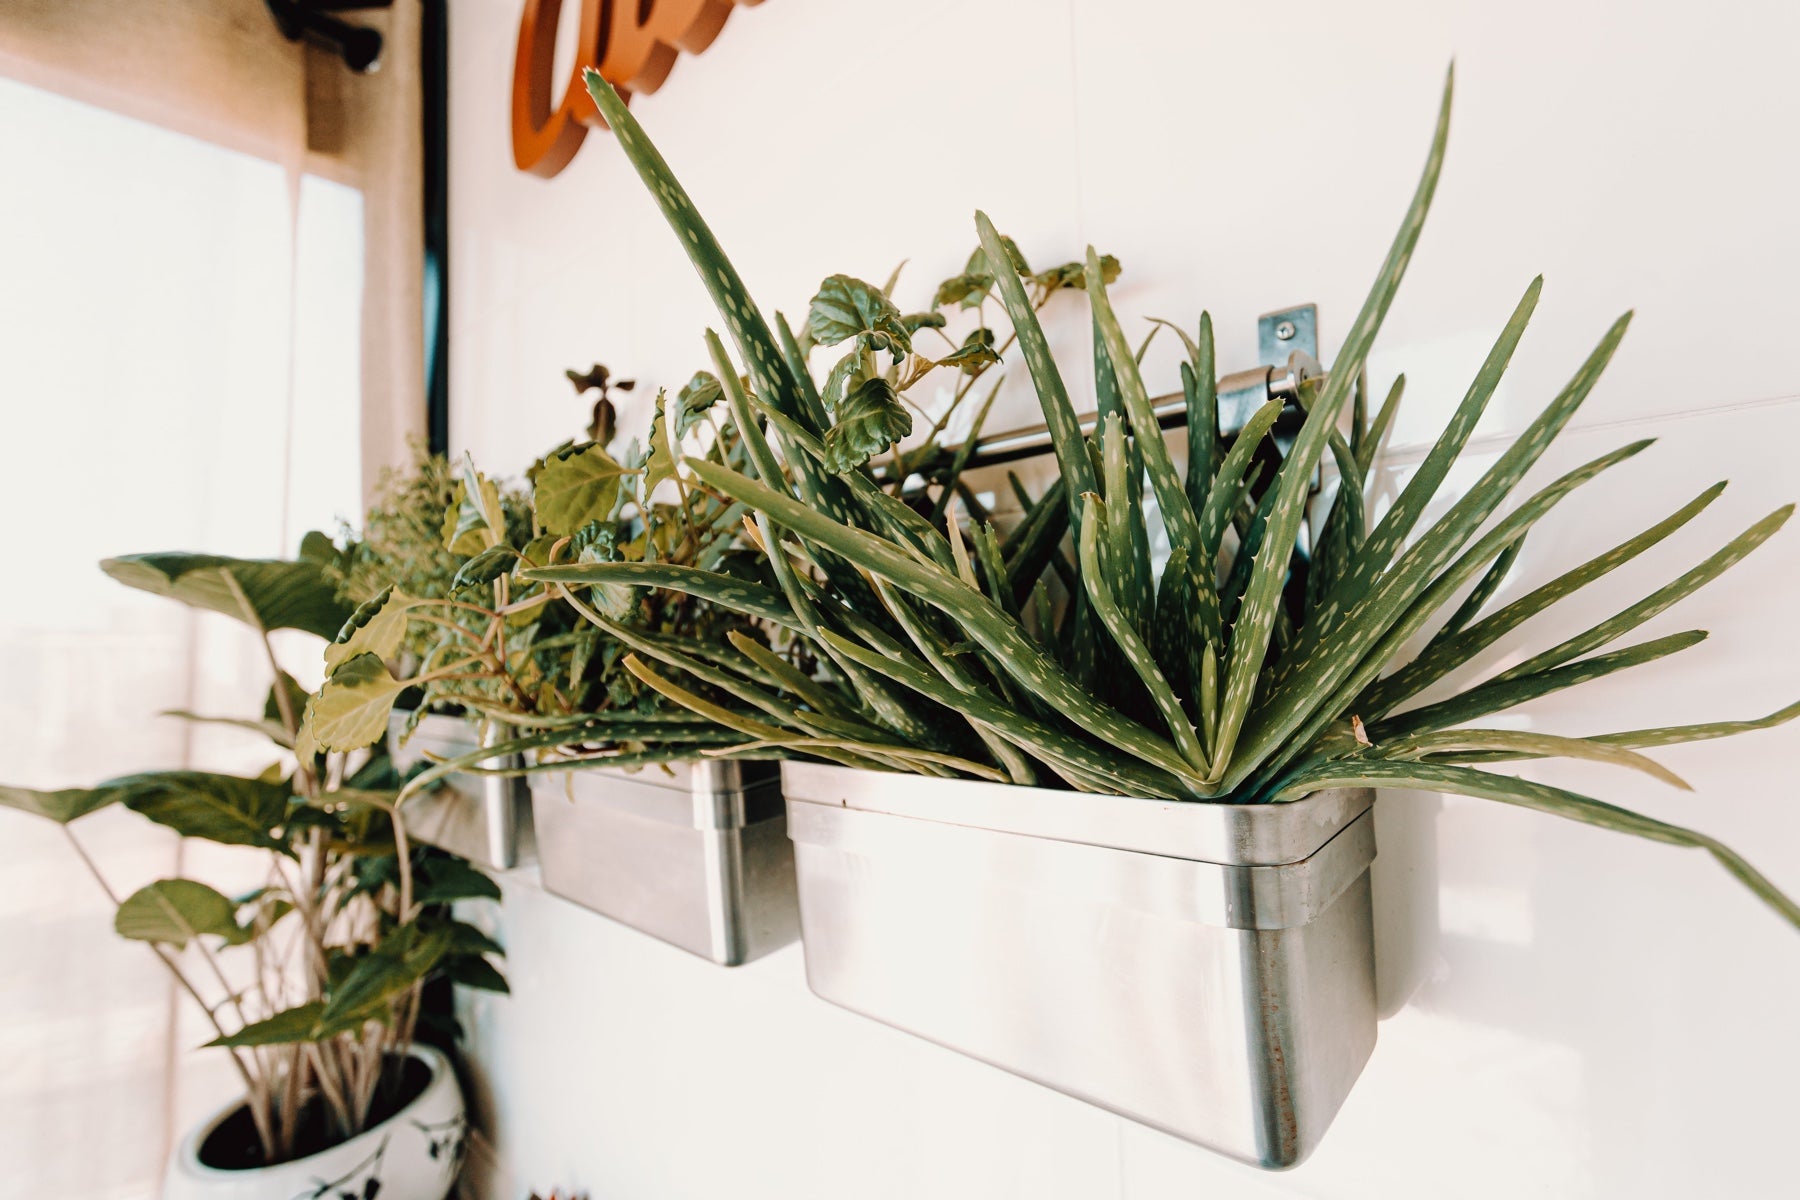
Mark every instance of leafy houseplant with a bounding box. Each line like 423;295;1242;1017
539;66;1800;929
0;545;503;1185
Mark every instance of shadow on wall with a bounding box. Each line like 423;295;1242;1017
1372;791;1444;1018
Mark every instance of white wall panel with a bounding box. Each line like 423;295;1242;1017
447;2;1800;1195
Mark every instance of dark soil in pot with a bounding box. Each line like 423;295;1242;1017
197;1055;432;1170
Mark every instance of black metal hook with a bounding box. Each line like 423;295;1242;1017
263;1;391;74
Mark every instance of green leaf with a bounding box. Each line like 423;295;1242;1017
1362;481;1728;718
1374;728;1690;790
686;458;1203;789
808;274;912;362
1079;494;1208;773
932;272;995;310
534;441;629;536
938;331;1002;374
317;922;456;1034
1033;254;1120;292
1266;759;1800;932
442;453;507;554
324;585;418;670
675;371;725;433
1585;699;1800;750
115;879;251;949
413;856;501;905
902;311;948;333
976;211;1095;522
824;376;912;472
967;235;1030;278
206;1002;327;1048
1375;630;1708;740
444;955;510;994
108;771;293;855
307;653;409;753
524;561;805;632
452;545;518;592
0;784;119;824
101;553;351;641
1490;504;1793;684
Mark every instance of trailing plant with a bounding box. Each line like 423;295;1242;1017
0;544;505;1167
521;66;1800;930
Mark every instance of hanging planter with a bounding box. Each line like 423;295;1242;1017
389;710;536;871
529;760;798;965
784;762;1376;1167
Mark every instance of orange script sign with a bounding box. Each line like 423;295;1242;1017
512;0;763;178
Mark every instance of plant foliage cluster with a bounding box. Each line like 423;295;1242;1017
0;550;505;1166
505;66;1800;930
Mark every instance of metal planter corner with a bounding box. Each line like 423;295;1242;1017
782;761;1378;1169
387;711;535;871
528;761;799;966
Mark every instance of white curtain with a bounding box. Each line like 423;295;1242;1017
0;4;424;1194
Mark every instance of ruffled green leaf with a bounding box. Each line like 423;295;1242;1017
824;376;912;472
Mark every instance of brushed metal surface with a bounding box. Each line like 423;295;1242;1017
388;711;536;870
784;763;1378;1168
529;762;798;966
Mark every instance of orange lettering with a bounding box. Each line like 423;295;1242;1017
512;0;763;178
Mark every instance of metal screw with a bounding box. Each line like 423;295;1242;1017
1274;320;1297;341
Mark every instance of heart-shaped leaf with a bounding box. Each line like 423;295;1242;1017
106;771;294;855
115;879;251;948
306;654;409;752
0;784;117;824
534;441;630;536
324;585;419;670
101;554;351;641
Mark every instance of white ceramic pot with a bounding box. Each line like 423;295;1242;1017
164;1044;466;1200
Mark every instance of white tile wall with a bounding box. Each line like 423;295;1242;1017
447;1;1800;1195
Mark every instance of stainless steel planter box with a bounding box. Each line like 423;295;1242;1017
783;762;1377;1168
528;761;799;965
387;711;536;871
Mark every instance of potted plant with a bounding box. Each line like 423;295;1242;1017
310;387;797;961
0;544;505;1199
534;67;1800;1167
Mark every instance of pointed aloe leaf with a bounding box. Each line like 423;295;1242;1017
1356;373;1405;480
523;562;803;632
1300;276;1543;651
976;210;1096;520
1245;439;1654;790
1200;399;1282;557
773;312;832;434
1584;700;1800;749
1080;495;1209;774
687;457;1204;787
725;631;859;722
1374;630;1707;741
1362;481;1727;717
1428;532;1524;648
820;631;1183;798
1088;249;1205;567
869;577;1038;785
583;71;807;423
1491;504;1793;684
1099;415;1153;631
1374;728;1690;790
1234;313;1636;788
1266;759;1800;931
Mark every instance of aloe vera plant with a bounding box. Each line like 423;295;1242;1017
521;66;1800;928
